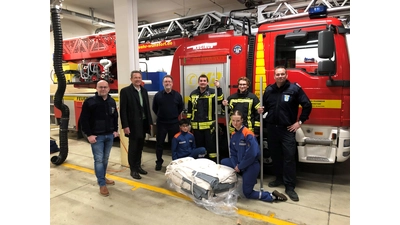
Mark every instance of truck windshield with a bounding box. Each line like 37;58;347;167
275;31;336;75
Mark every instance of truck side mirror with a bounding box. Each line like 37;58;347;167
318;30;334;58
318;60;335;75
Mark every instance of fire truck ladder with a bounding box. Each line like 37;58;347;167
255;0;350;25
136;1;350;48
137;10;258;44
223;0;350;37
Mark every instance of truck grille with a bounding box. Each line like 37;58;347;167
306;156;330;162
304;137;332;146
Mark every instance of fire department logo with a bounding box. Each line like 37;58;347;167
233;45;242;54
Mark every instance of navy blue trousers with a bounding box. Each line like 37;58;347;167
266;124;297;190
156;122;180;165
221;158;273;202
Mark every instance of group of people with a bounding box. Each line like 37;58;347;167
80;66;312;203
219;66;311;202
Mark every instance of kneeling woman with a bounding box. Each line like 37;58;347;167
221;110;287;202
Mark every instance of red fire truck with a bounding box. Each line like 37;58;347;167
54;0;350;164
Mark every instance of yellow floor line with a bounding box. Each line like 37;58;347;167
61;163;297;225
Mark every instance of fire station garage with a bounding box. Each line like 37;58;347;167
49;0;353;224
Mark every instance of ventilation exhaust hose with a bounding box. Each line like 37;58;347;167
51;4;70;165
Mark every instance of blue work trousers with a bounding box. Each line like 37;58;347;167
221;158;273;202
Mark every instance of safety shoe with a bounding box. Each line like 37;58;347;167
272;190;287;202
100;185;109;197
268;179;283;187
105;178;115;185
138;167;148;175
155;164;162;171
285;189;299;201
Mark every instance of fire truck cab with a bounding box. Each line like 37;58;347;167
167;6;350;164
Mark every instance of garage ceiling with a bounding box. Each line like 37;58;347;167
52;0;269;27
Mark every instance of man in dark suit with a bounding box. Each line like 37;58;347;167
120;70;153;180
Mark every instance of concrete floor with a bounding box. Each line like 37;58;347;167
50;128;350;225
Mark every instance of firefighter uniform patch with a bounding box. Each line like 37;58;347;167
284;95;290;102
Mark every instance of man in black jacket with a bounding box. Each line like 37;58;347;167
260;66;312;202
80;80;119;197
187;74;223;159
120;70;153;180
152;75;184;171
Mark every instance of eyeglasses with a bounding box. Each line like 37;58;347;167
98;86;109;89
238;83;247;86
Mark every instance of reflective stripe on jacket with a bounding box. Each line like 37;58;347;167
187;85;223;130
224;89;260;133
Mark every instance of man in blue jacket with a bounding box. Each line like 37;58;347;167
80;80;119;197
260;66;312;202
171;119;206;160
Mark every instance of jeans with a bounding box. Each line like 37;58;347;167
91;133;114;186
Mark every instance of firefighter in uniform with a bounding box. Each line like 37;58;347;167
259;66;312;202
222;77;261;136
221;110;287;202
187;74;223;159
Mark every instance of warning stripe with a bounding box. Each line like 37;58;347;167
310;99;341;109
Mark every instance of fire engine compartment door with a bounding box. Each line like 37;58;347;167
179;55;230;114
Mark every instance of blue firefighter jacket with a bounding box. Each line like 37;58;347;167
171;131;197;160
229;125;260;171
